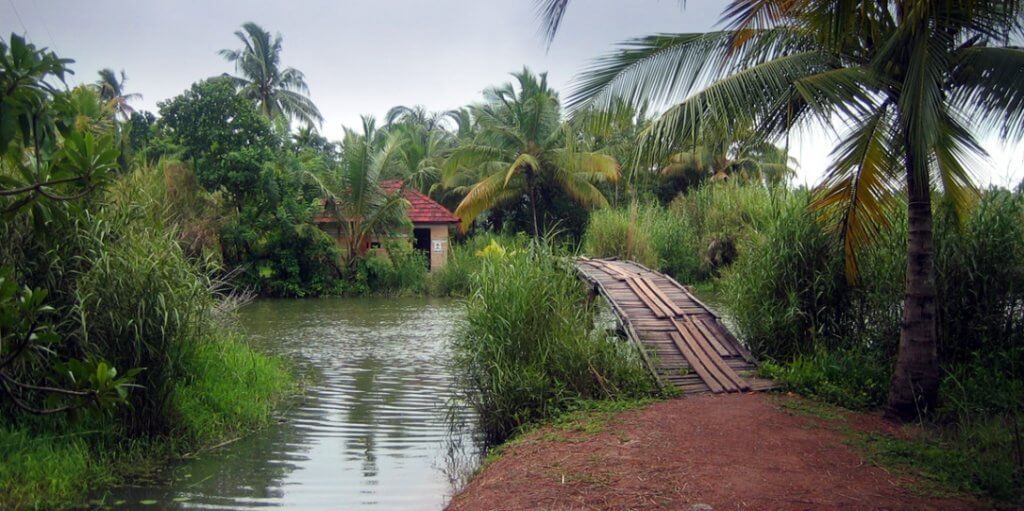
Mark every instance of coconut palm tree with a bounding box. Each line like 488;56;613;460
95;68;140;121
306;123;408;265
540;0;1024;420
219;22;322;127
443;68;620;236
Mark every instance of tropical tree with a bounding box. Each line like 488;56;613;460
443;68;620;236
660;128;796;187
158;77;275;206
385;105;453;132
307;123;410;264
219;22;322;127
95;68;140;121
540;0;1024;420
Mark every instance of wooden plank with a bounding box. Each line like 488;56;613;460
670;318;742;392
673;318;750;392
638;277;686;316
668;331;726;394
692;316;733;357
630;277;677;318
624;278;670;318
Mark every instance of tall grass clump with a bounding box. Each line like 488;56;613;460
669;182;780;274
718;192;848;360
583;202;701;281
452;244;657;444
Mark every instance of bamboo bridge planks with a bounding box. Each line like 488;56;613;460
575;257;774;395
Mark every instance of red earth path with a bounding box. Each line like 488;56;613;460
447;393;984;511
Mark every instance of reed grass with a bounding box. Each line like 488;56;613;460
451;242;658;444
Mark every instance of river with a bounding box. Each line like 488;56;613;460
101;297;477;510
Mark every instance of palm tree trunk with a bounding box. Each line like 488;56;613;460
886;144;940;421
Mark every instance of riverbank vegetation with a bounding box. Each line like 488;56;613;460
0;35;293;510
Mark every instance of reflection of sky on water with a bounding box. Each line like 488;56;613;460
97;297;477;510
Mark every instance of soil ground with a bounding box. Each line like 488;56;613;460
447;393;986;511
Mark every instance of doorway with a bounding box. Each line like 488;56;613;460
413;228;431;270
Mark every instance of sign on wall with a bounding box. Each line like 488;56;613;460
432;240;444;253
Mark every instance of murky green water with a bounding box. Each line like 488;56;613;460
100;297;477;510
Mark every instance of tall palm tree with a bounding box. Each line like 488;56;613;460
541;0;1024;419
219;22;322;127
386;122;450;195
443;68;620;236
95;68;140;121
306;124;409;265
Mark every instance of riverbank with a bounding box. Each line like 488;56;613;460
0;335;294;510
448;393;985;511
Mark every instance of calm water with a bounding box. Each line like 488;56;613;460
100;297;477;510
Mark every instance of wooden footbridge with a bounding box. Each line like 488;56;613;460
576;258;773;395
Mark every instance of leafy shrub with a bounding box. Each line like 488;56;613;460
348;240;428;296
934;191;1024;364
451;243;658;444
0;168;294;508
669;182;780;275
74;222;214;435
427;232;530;297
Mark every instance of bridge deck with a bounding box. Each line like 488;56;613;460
576;258;773;394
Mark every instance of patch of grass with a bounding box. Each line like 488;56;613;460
771;395;847;421
846;418;1024;503
583;202;701;282
758;347;890;410
0;428;106;511
172;333;295;445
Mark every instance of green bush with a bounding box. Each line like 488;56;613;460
74;222;214;435
718;192;847;360
0;169;294;509
427;232;530;297
451;243;658;444
669;182;780;275
583;203;701;282
347;240;428;296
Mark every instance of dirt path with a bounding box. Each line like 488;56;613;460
447;393;983;511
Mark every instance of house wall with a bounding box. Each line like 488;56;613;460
318;221;451;271
424;224;451;270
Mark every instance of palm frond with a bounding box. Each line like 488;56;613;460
811;106;903;280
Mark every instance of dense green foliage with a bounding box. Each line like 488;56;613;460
451;241;659;444
711;185;1023;502
0;35;293;510
426;232;530;297
583;202;700;280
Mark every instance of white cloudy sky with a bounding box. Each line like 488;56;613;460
2;0;1020;187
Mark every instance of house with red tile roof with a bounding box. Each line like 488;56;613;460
313;180;459;271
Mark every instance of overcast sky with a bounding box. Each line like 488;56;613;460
2;0;1020;187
